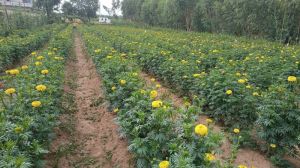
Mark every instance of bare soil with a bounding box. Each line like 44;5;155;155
45;33;133;168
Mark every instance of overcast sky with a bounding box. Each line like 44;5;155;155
61;0;122;15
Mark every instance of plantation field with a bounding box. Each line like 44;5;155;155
0;24;299;168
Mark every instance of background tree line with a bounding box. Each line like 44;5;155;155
121;0;300;43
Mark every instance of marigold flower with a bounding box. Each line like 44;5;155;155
111;86;116;91
156;84;161;88
36;85;47;92
106;55;113;59
238;79;246;84
132;72;138;76
184;102;191;106
195;124;208;136
8;69;20;75
206;118;213;124
159;160;170;168
37;56;44;60
246;85;251;89
113;108;119;113
233;128;240;134
252;92;259;96
150;90;158;99
193;74;201;78
236;72;241;77
21;65;28;70
31;52;37;56
270;144;276;148
150;78;156;82
226;90;233;95
140;89;146;94
238;165;247;168
14;126;23;134
119;79;126;85
41;70;49;75
152;100;163;108
205;153;216;161
35;61;42;66
32;101;42;108
287;76;297;82
5;88;16;95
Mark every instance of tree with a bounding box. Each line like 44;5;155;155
35;0;61;18
62;1;76;16
112;0;121;17
71;0;99;21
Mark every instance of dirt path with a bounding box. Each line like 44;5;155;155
46;33;133;168
139;72;273;168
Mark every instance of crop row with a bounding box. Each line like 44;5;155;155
0;26;72;167
81;25;300;157
0;24;67;71
77;28;238;168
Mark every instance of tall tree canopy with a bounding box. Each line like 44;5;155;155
61;0;99;21
35;0;61;18
121;0;300;43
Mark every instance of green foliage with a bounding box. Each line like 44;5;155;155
0;24;66;71
121;0;300;43
80;25;300;160
0;26;72;167
79;26;224;168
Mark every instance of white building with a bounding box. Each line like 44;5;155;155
0;0;33;8
99;17;111;24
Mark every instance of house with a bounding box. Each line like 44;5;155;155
0;0;33;8
99;17;111;24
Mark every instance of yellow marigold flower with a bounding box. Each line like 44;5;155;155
113;108;119;113
206;118;213;124
226;90;233;95
111;86;116;91
21;65;28;70
106;55;113;59
159;160;170;168
14;126;23;134
35;61;42;66
184;102;191;107
94;49;101;53
238;79;246;84
205;153;216;161
132;72;138;76
31;52;37;56
152;100;163;108
37;56;44;60
252;92;259;96
236;72;241;77
151;78;156;82
233;128;240;134
53;48;58;51
48;52;53;56
238;165;247;168
156;84;161;88
5;88;16;95
54;56;64;60
270;144;276;148
195;124;208;136
150;90;158;99
287;76;297;82
246;85;251;89
41;70;49;75
9;69;20;75
36;85;47;92
193;74;201;78
119;79;126;85
140;89;146;94
32;101;42;108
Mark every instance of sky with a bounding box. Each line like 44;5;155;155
61;0;122;15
